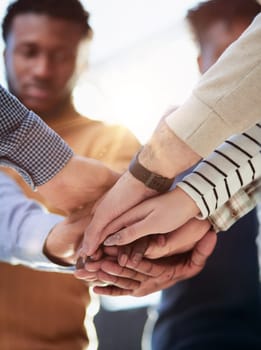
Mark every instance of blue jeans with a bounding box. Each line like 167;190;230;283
151;209;261;350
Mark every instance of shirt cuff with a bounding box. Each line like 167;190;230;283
208;188;257;232
165;93;233;158
11;213;75;273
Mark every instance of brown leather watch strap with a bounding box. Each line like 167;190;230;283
129;151;174;193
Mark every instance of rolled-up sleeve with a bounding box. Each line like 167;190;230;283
166;13;261;157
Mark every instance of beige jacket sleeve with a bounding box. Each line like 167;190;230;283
166;13;261;157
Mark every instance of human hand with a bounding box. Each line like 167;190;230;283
43;205;94;266
96;187;200;251
37;155;119;214
116;218;212;267
75;231;217;296
79;119;201;257
80;170;157;256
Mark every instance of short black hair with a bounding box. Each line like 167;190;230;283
2;0;93;42
186;0;261;47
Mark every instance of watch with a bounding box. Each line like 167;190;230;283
129;151;174;193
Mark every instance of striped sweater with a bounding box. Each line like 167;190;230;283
178;123;261;219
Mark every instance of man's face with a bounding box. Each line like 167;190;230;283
4;14;86;114
198;19;250;74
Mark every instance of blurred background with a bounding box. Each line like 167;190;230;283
1;1;260;350
0;2;201;349
0;0;201;143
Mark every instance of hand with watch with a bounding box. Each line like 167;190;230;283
78;136;201;262
78;148;175;257
128;150;175;193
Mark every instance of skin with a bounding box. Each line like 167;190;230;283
75;18;252;296
77;21;250;258
198;20;252;74
80;129;201;257
3;13;119;255
38;155;119;214
74;231;217;297
4;13;88;119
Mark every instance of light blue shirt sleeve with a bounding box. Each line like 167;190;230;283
0;171;74;272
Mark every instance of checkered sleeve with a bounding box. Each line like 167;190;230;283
209;178;261;232
177;123;261;218
0;85;73;188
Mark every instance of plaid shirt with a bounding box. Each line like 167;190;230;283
0;85;73;188
209;178;261;232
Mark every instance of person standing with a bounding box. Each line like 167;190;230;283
150;1;261;349
0;0;140;349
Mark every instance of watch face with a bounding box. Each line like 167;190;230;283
129;152;174;192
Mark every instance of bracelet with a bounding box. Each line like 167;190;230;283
129;150;175;193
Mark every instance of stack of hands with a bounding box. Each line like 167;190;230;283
42;156;217;297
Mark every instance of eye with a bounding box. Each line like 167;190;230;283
51;50;74;63
18;45;38;58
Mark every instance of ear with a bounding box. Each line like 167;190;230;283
197;55;203;74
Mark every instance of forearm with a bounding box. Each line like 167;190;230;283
0;172;72;272
166;13;261;156
177;123;261;218
138;119;202;178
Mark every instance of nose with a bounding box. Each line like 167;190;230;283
33;54;54;79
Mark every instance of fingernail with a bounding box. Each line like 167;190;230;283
76;256;86;270
119;254;128;267
84;264;97;272
104;233;121;246
158;235;166;246
132;253;142;265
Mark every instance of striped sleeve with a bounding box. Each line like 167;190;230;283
177;123;261;219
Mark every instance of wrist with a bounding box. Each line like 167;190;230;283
43;228;74;267
129;150;175;192
139;120;201;178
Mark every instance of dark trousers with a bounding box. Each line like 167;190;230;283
151;209;261;350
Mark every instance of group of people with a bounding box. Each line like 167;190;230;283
0;0;261;349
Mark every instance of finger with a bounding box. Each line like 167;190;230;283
145;218;211;258
127;233;217;297
103;246;120;257
80;202;116;257
74;269;98;281
81;171;148;255
99;260;149;282
90;247;104;261
91;280;110;287
146;237;194;259
131;260;177;296
94;270;141;290
103;217;160;247
125;257;171;277
101;206;150;243
132;276;173;297
93;285;133;296
118;245;133;267
75;253;107;271
172;231;217;282
83;256;117;272
118;237;149;267
190;231;217;268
